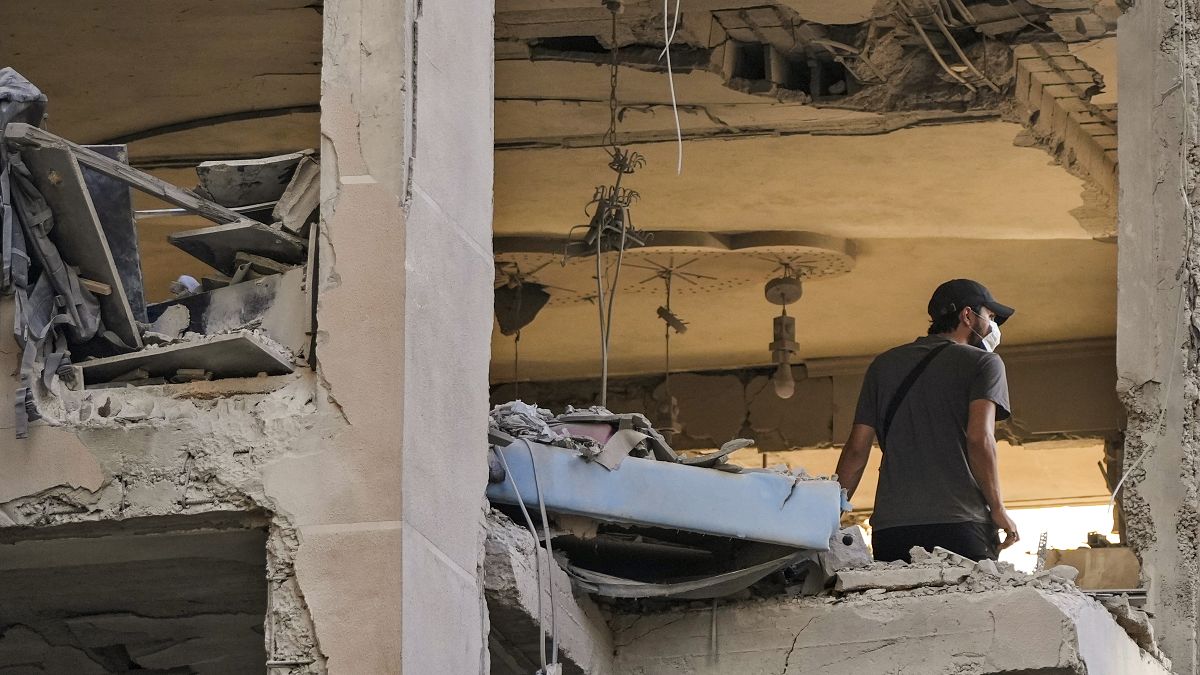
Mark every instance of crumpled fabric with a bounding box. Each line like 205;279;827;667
0;69;111;437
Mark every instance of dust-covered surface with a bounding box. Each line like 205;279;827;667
604;547;1169;675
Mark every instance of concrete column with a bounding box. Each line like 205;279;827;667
318;0;495;672
1117;1;1200;672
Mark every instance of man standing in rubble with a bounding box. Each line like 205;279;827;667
835;279;1019;562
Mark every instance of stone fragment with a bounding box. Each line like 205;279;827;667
909;546;934;562
835;567;944;592
819;526;872;575
975;559;1000;576
941;566;973;584
147;304;190;339
931;546;971;566
1038;565;1080;583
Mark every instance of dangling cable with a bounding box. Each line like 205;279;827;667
523;438;559;668
494;447;548;673
513;330;521;400
662;0;684;174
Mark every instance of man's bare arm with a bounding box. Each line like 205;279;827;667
965;399;1019;549
835;423;876;500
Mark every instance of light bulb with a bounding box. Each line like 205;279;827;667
773;361;795;399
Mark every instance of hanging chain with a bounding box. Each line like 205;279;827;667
603;7;620;150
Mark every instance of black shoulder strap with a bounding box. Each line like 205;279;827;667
879;342;952;450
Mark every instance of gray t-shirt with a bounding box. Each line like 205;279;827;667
853;335;1011;530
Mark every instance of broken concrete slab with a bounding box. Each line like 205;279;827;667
18;145;142;348
484;510;614;675
81;144;146;322
76;332;294;386
195;150;314;208
611;586;1171;675
147;304;190;340
272;154;319;237
168;221;308;276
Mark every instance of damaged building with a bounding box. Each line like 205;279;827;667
0;0;1196;673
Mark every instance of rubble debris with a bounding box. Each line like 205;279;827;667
1101;594;1164;661
80;144;146;321
5;123;258;229
195;150;314;209
147;304;190;340
77;331;294;387
17;144;142;348
818;526;872;577
167;221;307;276
146;270;309;356
273;154;319;237
832;546;1082;597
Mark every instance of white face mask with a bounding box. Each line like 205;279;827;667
970;316;1002;352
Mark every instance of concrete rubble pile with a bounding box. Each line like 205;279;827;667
0;68;317;437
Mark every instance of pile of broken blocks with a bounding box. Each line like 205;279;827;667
831;545;1166;665
0;68;316;437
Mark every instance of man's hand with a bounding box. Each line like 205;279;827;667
992;508;1020;550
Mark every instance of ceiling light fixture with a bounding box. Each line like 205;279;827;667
764;272;803;399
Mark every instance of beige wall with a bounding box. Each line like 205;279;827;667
1117;0;1200;672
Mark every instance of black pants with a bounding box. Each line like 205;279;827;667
872;521;1000;563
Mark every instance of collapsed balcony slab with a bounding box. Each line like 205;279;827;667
76;332;294;386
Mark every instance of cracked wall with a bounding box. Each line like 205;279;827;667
0;0;496;672
1117;0;1200;673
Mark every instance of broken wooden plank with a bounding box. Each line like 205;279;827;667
81;145;146;321
196;151;312;208
79;278;112;296
76;332;294;385
234;251;297;276
168;221;307;276
19;145;143;348
4;123;257;228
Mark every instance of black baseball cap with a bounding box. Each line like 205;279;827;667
928;279;1015;325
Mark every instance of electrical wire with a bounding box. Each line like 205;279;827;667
662;0;684;174
494;446;548;672
523;438;559;668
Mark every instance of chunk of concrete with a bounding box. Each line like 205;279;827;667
147;304;190;339
612;587;1173;674
272;155;319;237
483;510;614;675
819;526;871;575
835;567;944;592
195;151;312;207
